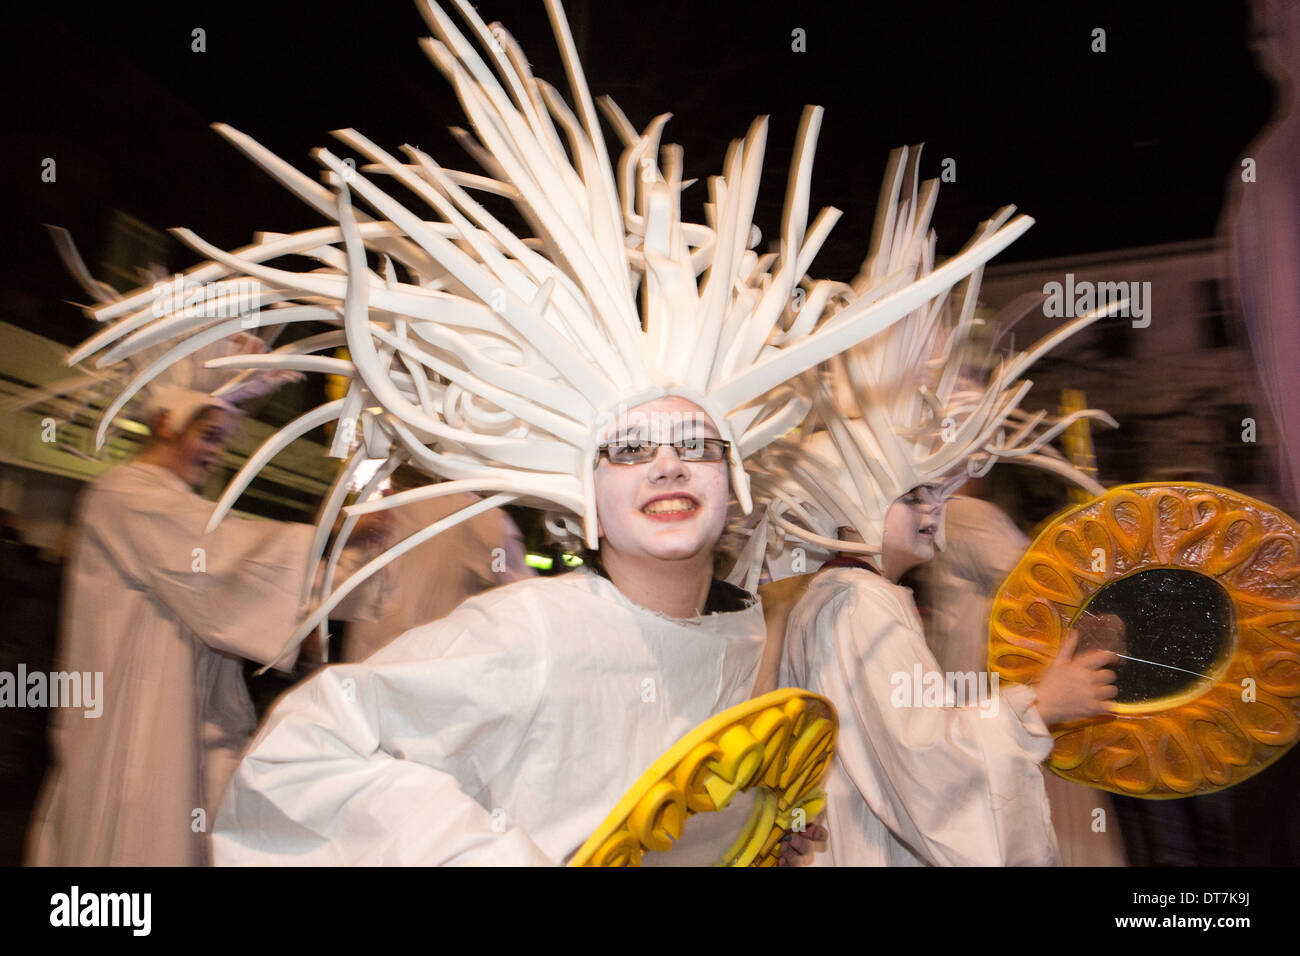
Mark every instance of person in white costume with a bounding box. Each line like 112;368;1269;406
48;1;1043;864
26;373;390;867
774;484;1118;866
916;491;1129;866
216;395;780;865
752;146;1124;866
766;497;1123;873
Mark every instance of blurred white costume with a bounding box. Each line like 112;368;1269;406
755;145;1117;866
918;494;1127;866
29;464;316;866
1227;1;1300;511
215;570;763;865
342;493;532;662
27;456;386;867
781;566;1057;865
920;496;1028;675
18;283;384;865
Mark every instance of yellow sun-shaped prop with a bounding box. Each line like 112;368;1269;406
991;482;1300;797
570;689;836;866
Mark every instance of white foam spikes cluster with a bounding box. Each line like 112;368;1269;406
749;146;1118;567
0;229;290;452
60;1;1037;658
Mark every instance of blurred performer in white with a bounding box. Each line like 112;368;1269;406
916;487;1128;866
750;146;1123;865
1226;0;1300;512
343;466;533;662
25;335;389;866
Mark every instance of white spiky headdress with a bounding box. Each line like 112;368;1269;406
56;1;1036;649
749;146;1118;571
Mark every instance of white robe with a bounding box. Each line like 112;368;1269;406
779;566;1060;866
343;493;533;662
27;462;371;866
917;496;1127;866
212;569;766;865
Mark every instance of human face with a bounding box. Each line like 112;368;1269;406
593;396;730;565
172;407;237;488
881;484;946;582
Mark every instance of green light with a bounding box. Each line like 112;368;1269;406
525;553;553;571
561;553;583;567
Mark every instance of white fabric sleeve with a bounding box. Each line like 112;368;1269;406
823;587;1060;866
87;480;315;668
212;605;554;866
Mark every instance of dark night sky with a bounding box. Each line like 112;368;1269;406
1;0;1274;345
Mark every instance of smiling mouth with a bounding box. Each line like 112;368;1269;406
643;497;698;515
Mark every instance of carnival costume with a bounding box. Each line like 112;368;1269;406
755;146;1118;865
21;322;386;866
41;0;1042;864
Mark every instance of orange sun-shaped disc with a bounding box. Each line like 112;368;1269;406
990;482;1300;798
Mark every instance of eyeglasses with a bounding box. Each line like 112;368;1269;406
596;437;730;465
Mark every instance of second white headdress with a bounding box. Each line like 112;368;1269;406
751;147;1118;570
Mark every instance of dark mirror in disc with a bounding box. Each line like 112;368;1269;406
1076;568;1234;704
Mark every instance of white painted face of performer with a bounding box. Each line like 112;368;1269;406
879;483;947;584
872;481;1120;726
594;395;829;863
137;405;239;490
593;395;731;619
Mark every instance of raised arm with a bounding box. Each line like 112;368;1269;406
84;478;316;667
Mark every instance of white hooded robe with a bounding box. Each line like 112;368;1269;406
28;462;374;866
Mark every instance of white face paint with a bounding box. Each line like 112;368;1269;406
881;484;947;582
593;396;730;566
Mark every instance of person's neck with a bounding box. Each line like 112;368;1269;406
600;550;714;618
826;552;882;576
879;552;907;585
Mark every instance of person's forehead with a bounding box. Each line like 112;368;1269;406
189;407;237;434
904;482;947;500
600;399;720;439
